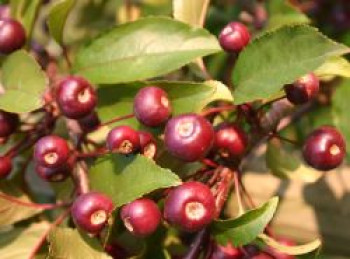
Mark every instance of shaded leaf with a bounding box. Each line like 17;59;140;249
0;223;49;259
0;50;47;113
266;138;322;182
267;0;310;30
47;0;76;45
233;25;349;104
259;234;321;255
89;154;181;207
212;197;278;246
73;17;221;84
0;181;43;227
332;79;350;162
173;0;210;27
47;227;111;259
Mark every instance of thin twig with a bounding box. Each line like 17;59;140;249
99;114;134;127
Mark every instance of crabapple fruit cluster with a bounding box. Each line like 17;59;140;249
0;14;347;259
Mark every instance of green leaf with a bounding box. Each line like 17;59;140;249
173;0;210;27
0;50;47;113
47;227;112;259
47;0;76;45
10;0;42;40
314;56;350;80
266;0;310;30
266;138;322;181
332;79;350;162
0;223;49;259
233;25;349;104
73;17;221;84
89;154;181;207
96;80;232;129
259;234;321;255
212;197;279;246
0;181;43;227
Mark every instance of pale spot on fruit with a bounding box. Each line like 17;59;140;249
161;96;169;108
143;143;156;159
44;152;58;165
78;88;91;103
118;140;133;154
123;217;133;232
51;173;65;181
330;144;341;156
177;120;195;138
185;202;206;220
91;210;107;225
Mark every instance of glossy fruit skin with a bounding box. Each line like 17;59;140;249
210;243;243;259
120;198;161;237
77;111;100;133
34;135;70;168
106;125;140;154
0;110;19;138
138;131;157;159
214;124;248;158
303;126;346;171
71;192;114;234
56;76;97;119
35;161;72;182
105;242;129;259
0;156;12;178
164;114;214;162
0;5;10;20
134;86;171;127
0;18;26;54
219;22;250;53
284;73;319;105
164;181;215;232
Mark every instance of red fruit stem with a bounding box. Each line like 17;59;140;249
62;46;72;69
0;192;70;209
28;208;70;259
214;168;233;218
99;114;134;127
201;105;236;117
201;158;219;168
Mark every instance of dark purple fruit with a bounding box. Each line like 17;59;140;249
77;111;100;133
164;114;214;162
56;76;97;119
138;131;157;159
106;125;140;154
0;110;19;138
303;126;346;171
0;18;26;54
214;124;248;158
34;135;70;168
219;22;250;53
284;73;319;105
210;243;243;259
134;86;171;127
164;181;215;232
0;156;12;178
105;242;129;259
71;192;114;234
120;198;161;237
